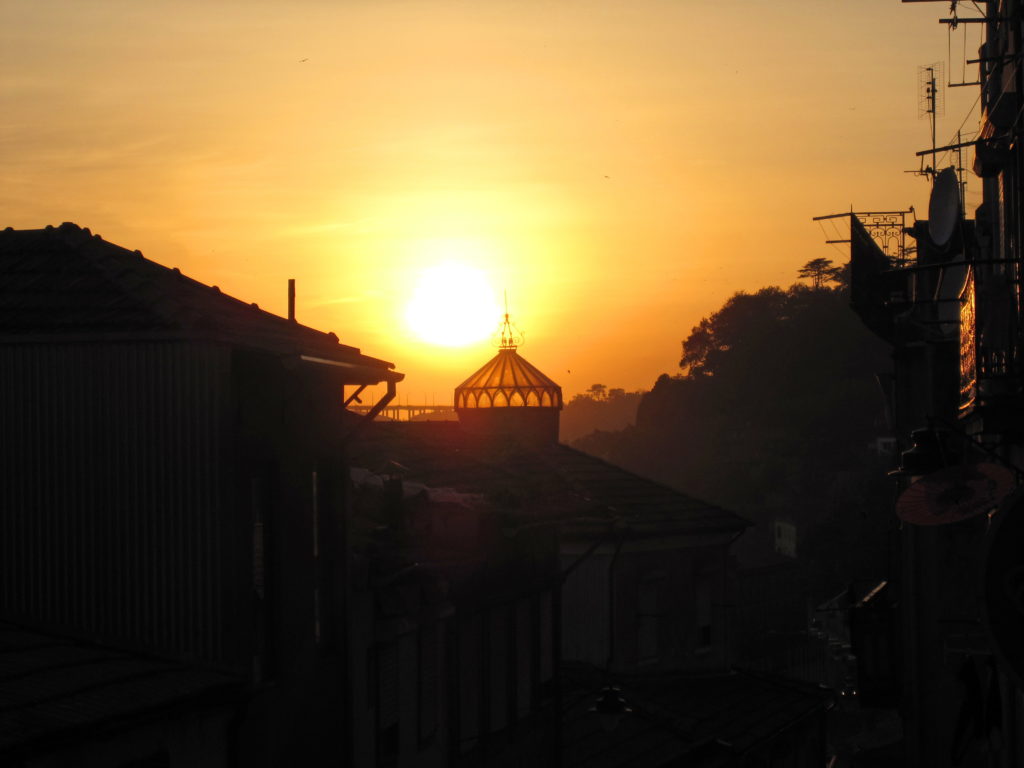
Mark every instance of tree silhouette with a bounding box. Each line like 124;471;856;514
561;386;644;443
798;258;844;288
575;282;893;600
679;288;787;377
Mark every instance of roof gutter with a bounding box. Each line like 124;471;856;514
298;353;403;381
295;353;402;441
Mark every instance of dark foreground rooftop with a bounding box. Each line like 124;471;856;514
348;419;749;540
0;222;401;383
0;622;241;760
562;663;833;768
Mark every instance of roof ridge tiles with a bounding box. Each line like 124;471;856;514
542;443;750;529
3;224;397;370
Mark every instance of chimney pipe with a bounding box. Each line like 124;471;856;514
288;279;296;321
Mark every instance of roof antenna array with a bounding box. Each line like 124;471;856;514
948;2;983;89
918;62;945;177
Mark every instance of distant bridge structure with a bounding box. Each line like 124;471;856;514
348;403;456;422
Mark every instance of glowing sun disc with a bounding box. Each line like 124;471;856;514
405;262;498;347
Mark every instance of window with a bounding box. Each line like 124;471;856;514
459;616;481;753
312;470;321;644
489;607;508;733
377;642;399;766
696;578;713;650
516;598;532;718
418;625;438;744
250;473;275;681
539;591;553;685
637;572;666;663
772;520;797;559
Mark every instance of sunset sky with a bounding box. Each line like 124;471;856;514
3;0;981;400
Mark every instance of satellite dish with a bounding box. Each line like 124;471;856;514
895;462;1015;526
928;167;961;247
982;487;1024;691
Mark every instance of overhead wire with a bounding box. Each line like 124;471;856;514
929;90;981;172
816;219;849;260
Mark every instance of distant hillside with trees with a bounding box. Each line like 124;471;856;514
573;262;893;599
559;384;645;444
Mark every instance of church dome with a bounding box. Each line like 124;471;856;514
453;312;562;444
454;347;563;410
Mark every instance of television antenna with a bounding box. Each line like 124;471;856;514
947;6;983;88
918;63;945;177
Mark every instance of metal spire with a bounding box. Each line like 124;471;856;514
497;290;523;349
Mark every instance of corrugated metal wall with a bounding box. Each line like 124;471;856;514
1;341;230;663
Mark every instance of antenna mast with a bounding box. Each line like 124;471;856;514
955;130;967;205
918;63;945;177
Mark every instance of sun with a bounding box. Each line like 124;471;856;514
405;261;500;347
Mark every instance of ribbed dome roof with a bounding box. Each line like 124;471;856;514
454;348;563;410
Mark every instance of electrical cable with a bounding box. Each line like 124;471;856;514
816;219;849;260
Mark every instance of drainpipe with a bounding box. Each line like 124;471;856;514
558;519;629;581
722;528;745;670
605;534;626;674
553;576;564;768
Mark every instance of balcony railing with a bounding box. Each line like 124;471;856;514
960;271;977;411
960;268;1019;413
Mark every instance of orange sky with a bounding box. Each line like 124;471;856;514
2;0;981;400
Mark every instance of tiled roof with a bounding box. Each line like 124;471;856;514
0;622;241;758
561;664;832;768
0;223;401;380
348;420;748;536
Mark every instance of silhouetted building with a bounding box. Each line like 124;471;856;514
346;424;562;767
843;4;1024;764
348;334;833;767
0;223;403;766
0;223;834;767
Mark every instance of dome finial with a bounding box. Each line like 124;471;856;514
496;290;524;350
